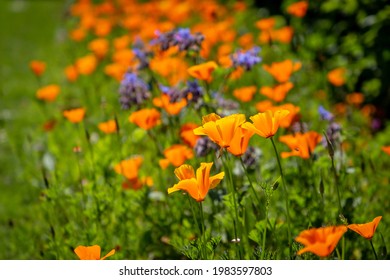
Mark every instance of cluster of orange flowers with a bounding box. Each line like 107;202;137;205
295;216;382;257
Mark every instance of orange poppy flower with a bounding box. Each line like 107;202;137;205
88;38;109;59
187;61;218;83
346;92;364;106
287;1;309;18
69;27;87;42
263;60;301;83
104;63;127;82
327;67;346;87
64;65;78;82
113;35;131;51
295;225;348;257
112;49;135;67
347;216;382;240
168;162;225;202
279;131;322;159
226;126;254;157
153;94;187;115
93;18;112;37
29;60;46;76
382;146;390;155
63;108;86;123
98;120;117;134
114;156;143;180
255;18;276;31
255;102;300;128
74;245;115;260
241;110;290;138
255;100;274;112
233;86;257;102
75;54;98;75
259;82;294;102
180;123;201;148
150;56;188;85
159;144;194;169
36;84;61;102
193;113;246;149
129;108;161;130
271;26;294;44
238;33;254;49
122;176;153;191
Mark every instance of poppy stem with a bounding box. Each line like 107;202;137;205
270;137;292;258
239;157;261;207
199;201;207;259
223;153;243;259
370;239;378;260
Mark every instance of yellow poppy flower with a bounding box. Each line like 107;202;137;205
168;163;224;202
193;113;246;149
241;110;290;138
74;245;115;260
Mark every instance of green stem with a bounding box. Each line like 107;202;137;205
239;157;261;206
331;156;342;214
370;239;378;260
270;137;292;258
261;206;269;260
199;202;207;259
223;153;243;259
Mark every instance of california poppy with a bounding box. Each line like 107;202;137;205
260;82;294;102
36;84;61;102
114;156;143;180
63;107;86;123
241;110;290;138
75;54;98;75
327;67;346;87
382;146;390;155
295;225;348;257
255;18;275;31
159;144;194;169
233;86;257;102
180;123;201;148
226;126;254;157
286;1;309;18
64;65;79;82
346;92;364;106
153;94;187;115
271;26;294;44
279;131;322;159
187;61;218;83
74;245;115;260
29;60;46;76
129;108;161;130
347;216;382;240
168;162;224;202
98;119;117;134
193;113;246;149
263;60;301;83
88;38;109;59
122;176;153;191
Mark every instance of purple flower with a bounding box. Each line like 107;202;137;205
182;80;203;103
150;28;204;52
318;105;334;121
119;72;150;109
173;28;204;51
133;48;150;70
159;84;183;103
231;46;262;71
